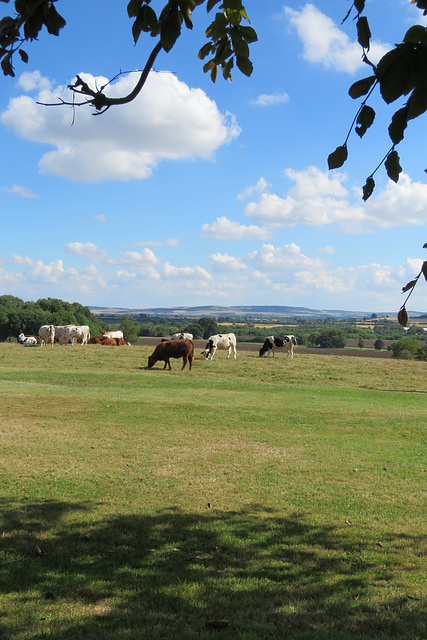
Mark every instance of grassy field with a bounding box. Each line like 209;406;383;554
0;343;425;640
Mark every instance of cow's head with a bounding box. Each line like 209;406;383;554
147;355;155;368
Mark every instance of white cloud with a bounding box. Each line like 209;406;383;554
318;245;336;255
237;177;271;201
200;216;271;241
243;167;427;232
1;184;38;198
65;242;112;264
94;214;108;223
284;3;389;73
17;70;52;92
209;252;247;272
251;92;290;106
163;261;212;280
1;71;241;183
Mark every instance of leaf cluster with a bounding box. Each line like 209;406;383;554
328;0;427;200
1;1;256;113
0;0;65;77
398;243;427;327
198;0;257;82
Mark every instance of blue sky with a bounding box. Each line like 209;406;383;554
1;1;426;313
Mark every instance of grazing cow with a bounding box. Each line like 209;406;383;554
18;333;39;346
259;335;297;359
202;333;237;360
170;332;193;340
101;330;124;340
148;339;194;371
38;324;55;347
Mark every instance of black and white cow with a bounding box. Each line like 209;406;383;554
202;333;237;360
259;335;297;359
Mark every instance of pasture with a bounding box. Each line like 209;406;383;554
0;342;425;640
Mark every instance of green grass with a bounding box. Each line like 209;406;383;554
0;343;425;640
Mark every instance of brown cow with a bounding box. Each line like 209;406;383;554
147;339;194;371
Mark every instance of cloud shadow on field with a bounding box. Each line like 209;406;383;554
0;500;424;640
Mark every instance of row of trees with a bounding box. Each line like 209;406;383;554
0;295;104;341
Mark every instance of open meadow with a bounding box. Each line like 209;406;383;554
0;342;426;640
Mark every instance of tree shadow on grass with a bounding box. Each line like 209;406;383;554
0;500;424;640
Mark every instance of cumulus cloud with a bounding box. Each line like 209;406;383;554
1;71;241;182
163;261;212;280
251;92;290;106
209;252;247;272
237;177;271;201
284;3;389;72
1;184;38;198
200;216;271;241
65;242;112;264
243;167;427;232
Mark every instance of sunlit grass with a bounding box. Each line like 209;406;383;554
0;342;425;639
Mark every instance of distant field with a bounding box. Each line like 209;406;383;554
0;343;425;640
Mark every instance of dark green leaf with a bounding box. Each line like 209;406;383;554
401;279;417;293
397;307;408;327
354;0;365;13
362;176;375;201
207;0;221;12
407;85;427;120
239;25;257;43
210;63;218;82
235;54;253;77
348;75;376;99
327;145;348;170
388;107;408;144
160;10;182;52
1;53;14;76
355;105;375;137
230;31;249;57
127;0;142;18
45;4;66;36
132;19;142;44
385;150;402;183
356;16;371;49
198;42;213;59
18;48;28;63
403;25;427;44
377;46;415;104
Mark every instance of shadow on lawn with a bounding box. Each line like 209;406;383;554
0;500;424;640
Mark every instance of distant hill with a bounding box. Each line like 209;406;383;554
89;305;425;320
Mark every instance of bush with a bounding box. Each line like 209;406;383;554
389;337;421;360
374;339;384;351
315;329;346;349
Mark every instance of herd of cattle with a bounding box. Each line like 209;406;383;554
18;326;129;347
17;326;297;370
147;332;297;370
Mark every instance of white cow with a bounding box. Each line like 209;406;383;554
101;330;124;340
38;324;55;346
259;335;297;359
18;333;38;346
203;333;237;360
54;325;74;344
62;325;90;345
171;332;193;340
